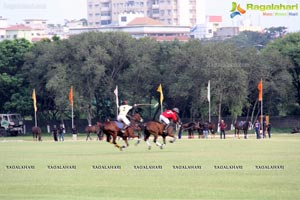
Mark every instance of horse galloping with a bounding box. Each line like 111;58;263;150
101;113;143;150
85;122;102;141
234;121;251;139
32;126;42;141
140;121;177;150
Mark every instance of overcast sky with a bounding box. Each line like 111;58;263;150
0;0;299;32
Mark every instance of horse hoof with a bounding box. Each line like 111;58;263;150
148;146;151;150
160;145;164;150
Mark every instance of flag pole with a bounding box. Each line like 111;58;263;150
258;79;263;137
69;86;74;129
208;80;211;122
261;91;263;137
114;85;119;117
32;89;38;127
34;110;37;127
71;103;74;129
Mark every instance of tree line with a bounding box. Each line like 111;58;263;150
0;28;299;124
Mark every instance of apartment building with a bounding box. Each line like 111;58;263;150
87;0;205;27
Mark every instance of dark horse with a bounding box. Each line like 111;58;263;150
85;122;102;141
32;126;42;141
140;121;177;150
182;121;216;139
100;113;143;150
182;122;201;139
234;121;251;139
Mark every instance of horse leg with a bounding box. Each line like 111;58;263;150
188;130;191;139
234;128;237;137
143;130;152;150
106;133;111;143
153;135;163;149
86;132;89;141
163;136;166;145
122;136;129;148
244;130;247;139
134;131;141;146
111;134;123;151
168;133;177;143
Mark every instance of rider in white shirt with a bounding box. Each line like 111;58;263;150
117;100;134;132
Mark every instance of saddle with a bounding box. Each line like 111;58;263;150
113;121;125;129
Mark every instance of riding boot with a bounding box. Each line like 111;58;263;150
163;123;170;134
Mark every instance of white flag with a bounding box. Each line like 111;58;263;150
207;80;210;102
114;85;119;108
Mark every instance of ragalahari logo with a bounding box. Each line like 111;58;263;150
230;2;246;18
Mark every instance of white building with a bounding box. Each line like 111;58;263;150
0;17;8;41
87;0;206;27
70;16;190;41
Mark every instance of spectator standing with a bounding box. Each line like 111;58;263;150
219;120;227;139
203;122;209;139
267;123;271;138
72;125;78;141
52;125;58;142
58;123;65;141
255;120;261;139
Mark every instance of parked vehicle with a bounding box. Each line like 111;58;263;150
0;114;24;136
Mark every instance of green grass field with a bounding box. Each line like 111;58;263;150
0;133;300;200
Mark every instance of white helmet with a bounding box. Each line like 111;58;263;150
172;108;179;113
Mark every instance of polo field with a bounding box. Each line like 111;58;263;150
0;132;299;200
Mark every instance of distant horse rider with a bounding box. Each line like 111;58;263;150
117;100;135;133
159;108;180;134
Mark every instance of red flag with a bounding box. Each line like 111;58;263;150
69;86;74;106
257;79;263;101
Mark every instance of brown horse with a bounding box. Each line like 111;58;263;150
234;121;251;139
182;121;216;139
101;113;143;150
32;126;42;141
182;122;201;139
140;121;177;150
85;122;102;141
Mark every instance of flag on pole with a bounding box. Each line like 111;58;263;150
69;86;74;106
32;89;37;112
157;84;164;105
114;85;119;108
207;80;211;102
257;79;263;101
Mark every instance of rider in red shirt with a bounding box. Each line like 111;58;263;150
159;108;180;133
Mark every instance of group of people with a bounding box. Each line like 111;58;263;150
219;119;271;139
51;124;78;142
254;119;271;139
51;124;65;142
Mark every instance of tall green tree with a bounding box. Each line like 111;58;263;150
0;39;32;115
263;32;300;108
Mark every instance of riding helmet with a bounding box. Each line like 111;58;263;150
172;108;179;113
